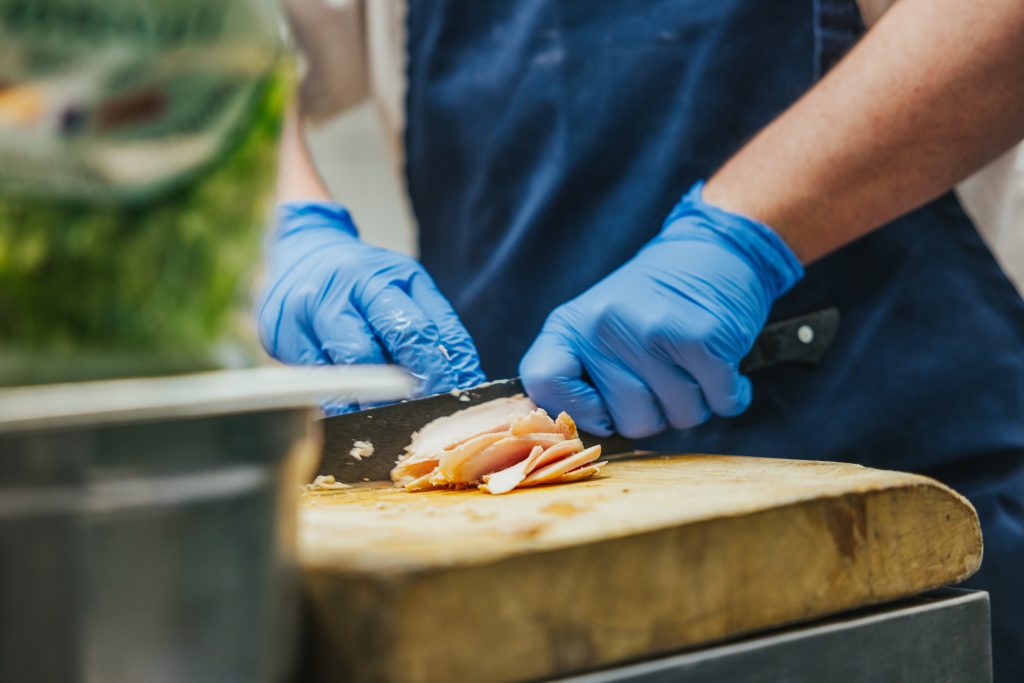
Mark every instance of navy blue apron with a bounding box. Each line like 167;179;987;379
404;2;1024;678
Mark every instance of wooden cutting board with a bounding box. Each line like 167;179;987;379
297;455;982;683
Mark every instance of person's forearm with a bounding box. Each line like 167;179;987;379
703;0;1024;263
276;104;333;204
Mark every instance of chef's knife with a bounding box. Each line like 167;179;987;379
318;307;839;482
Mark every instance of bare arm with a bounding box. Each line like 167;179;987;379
703;0;1024;263
275;104;333;204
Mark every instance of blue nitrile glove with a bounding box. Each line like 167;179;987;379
520;182;803;439
258;202;486;409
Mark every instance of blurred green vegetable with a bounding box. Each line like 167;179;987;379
0;71;288;384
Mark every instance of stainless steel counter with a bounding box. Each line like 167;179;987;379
557;589;991;683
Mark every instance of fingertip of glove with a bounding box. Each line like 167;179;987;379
520;332;575;381
519;325;613;432
579;417;614;438
715;376;753;417
614;420;662;440
522;374;613;437
551;391;613;436
667;404;712;431
518;350;548;394
736;375;753;411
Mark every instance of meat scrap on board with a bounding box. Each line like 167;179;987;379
390;395;606;495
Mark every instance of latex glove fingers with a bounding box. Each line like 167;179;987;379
649;311;753;418
407;271;486;389
520;330;613;436
361;285;466;397
259;294;362;415
309;295;390;367
523;321;714;438
679;351;752;417
638;363;712;431
260;201;487;402
583;353;668;439
257;283;328;366
519;180;803;439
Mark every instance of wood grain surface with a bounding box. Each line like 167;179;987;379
298;455;982;683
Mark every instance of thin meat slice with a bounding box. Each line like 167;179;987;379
510;409;559;435
405;471;439;492
451;432;564;485
520;445;603;487
550;461;607;484
391;449;442;486
483;444;603;494
479;445;545;495
391;457;440;489
405;395;536;455
432;432;508;486
479;439;586;495
526;439;584;475
555;412;578;439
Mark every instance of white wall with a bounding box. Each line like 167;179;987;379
304;102;417;256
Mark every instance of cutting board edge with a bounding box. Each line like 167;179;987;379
298;464;977;576
301;480;982;683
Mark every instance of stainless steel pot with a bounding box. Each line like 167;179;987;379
0;367;410;682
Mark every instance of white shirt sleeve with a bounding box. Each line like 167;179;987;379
283;0;371;124
365;0;407;158
957;148;1024;294
283;0;406;159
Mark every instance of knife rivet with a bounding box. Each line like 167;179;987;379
797;325;814;344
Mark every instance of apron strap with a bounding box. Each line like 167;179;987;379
813;0;866;80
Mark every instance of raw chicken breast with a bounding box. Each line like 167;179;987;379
390;395;606;495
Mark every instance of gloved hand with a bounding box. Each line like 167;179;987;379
520;182;803;438
258;202;485;409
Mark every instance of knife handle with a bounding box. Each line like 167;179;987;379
740;307;840;374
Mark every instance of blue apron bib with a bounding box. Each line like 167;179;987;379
404;2;1024;678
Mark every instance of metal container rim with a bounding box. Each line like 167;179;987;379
0;365;412;434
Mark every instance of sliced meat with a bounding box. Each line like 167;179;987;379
391;457;440;489
527;439;584;474
479;438;590;494
452;432;565;485
482;447;604;494
433;432;508;486
509;409;558;435
479;445;544;495
405;471;439;492
390;396;608;494
520;445;603;487
555;412;578;439
550;461;607;484
394;395;537;488
406;395;537;455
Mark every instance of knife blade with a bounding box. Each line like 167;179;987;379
318;307;839;482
